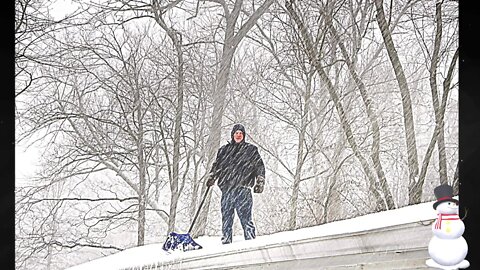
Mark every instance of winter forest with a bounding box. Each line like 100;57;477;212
15;0;458;269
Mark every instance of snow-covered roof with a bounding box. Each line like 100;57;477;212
67;199;442;270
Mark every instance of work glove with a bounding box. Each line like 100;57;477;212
206;173;215;187
253;175;265;193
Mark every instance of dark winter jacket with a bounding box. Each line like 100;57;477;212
210;124;265;192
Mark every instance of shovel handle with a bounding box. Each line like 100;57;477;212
188;185;211;234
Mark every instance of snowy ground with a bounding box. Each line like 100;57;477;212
67;199;440;270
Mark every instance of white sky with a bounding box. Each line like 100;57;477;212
15;122;46;185
15;144;39;185
66;199;441;270
49;0;80;20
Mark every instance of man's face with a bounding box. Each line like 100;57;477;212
233;130;244;143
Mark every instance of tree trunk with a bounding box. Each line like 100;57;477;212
193;50;234;237
153;3;185;234
416;48;459;197
190;92;207;224
320;128;346;224
286;0;387;211
429;1;448;185
135;85;146;246
373;0;420;204
288;75;312;230
327;17;395;210
169;31;184;234
192;0;275;237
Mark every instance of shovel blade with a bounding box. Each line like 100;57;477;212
162;232;203;252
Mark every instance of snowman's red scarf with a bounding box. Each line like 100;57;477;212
435;213;459;229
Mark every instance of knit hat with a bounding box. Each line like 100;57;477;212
231;124;246;143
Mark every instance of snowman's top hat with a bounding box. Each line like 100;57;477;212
433;184;459;209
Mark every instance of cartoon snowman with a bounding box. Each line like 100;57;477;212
426;184;469;269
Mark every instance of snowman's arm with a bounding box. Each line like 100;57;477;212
460;207;468;220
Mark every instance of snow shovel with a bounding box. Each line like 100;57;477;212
162;185;211;252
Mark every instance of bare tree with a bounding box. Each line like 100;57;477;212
285;0;388;211
409;0;459;196
70;0;205;240
15;23;174;267
193;0;276;237
15;183;136;269
373;0;421;203
324;0;395;209
15;0;82;98
150;0;186;236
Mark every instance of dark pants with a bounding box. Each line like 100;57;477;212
220;186;256;244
